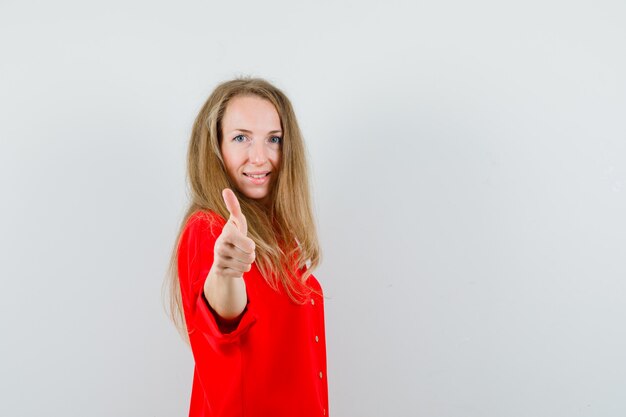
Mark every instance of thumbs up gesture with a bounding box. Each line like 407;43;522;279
212;188;256;279
204;188;254;319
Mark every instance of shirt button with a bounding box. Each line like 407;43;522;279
319;371;323;379
315;335;319;343
311;298;315;306
323;409;326;415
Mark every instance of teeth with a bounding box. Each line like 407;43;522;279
246;173;267;179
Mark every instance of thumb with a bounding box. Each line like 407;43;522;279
222;188;248;235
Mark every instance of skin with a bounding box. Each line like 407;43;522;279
204;95;282;321
220;95;282;207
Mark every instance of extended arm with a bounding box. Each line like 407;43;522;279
203;188;255;321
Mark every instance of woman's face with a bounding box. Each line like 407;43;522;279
220;95;282;206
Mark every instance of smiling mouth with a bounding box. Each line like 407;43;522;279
244;172;270;179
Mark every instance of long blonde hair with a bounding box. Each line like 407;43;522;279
163;77;320;339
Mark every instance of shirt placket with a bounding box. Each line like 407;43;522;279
311;295;327;416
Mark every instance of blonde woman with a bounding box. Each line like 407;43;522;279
165;78;329;416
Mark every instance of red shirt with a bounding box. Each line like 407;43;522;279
177;210;329;417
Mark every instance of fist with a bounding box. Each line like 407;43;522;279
212;188;256;278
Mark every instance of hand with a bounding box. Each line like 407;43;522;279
212;188;256;279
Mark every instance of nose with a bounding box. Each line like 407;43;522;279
248;139;268;165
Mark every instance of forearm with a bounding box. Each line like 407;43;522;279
204;268;248;320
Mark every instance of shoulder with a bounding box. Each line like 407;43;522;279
304;271;323;293
184;209;226;235
178;210;227;254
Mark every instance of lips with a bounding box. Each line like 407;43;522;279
244;172;270;179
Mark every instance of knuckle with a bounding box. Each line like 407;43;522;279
221;229;233;241
215;246;228;258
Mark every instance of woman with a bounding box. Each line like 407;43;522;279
165;77;329;417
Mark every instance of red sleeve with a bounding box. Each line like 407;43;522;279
177;211;257;348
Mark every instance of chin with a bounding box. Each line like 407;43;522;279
240;188;270;201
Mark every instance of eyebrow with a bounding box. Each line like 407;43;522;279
229;129;282;135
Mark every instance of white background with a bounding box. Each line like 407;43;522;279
1;0;625;416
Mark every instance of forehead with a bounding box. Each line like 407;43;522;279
222;95;281;131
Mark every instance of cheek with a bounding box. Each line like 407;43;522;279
221;146;241;173
271;149;282;168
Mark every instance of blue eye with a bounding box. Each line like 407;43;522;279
233;134;246;143
269;136;282;144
